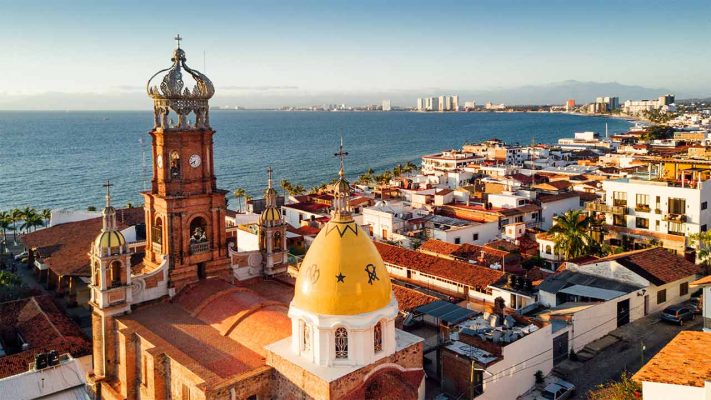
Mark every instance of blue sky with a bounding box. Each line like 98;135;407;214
1;1;710;108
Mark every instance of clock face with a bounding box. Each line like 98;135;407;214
189;154;201;168
156;154;163;169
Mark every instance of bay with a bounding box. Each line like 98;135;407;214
0;110;630;211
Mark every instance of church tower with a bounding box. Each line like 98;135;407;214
89;181;132;383
258;166;288;276
142;36;231;292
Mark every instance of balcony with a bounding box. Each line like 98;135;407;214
190;242;210;255
585;202;628;215
634;205;651;213
663;213;687;223
152;241;162;254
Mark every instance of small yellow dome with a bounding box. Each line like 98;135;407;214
293;218;392;315
259;206;281;224
94;230;126;250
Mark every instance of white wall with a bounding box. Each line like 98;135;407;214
646;276;697;315
433;221;500;246
568;292;644;353
480;324;553;400
541;196;580;230
641;381;705;400
236;229;259;252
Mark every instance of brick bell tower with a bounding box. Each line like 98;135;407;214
142;35;231;292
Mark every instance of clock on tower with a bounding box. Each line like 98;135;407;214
141;35;231;291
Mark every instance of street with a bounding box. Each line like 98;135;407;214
558;310;702;399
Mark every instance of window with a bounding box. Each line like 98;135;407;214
110;261;122;287
273;231;282;251
302;321;311;352
454;237;461;244
668;222;684;236
636;194;649;207
703;225;708;232
703;201;708;210
668;198;686;214
335;327;348;359
500;219;509;226
655;220;660;231
635;217;649;229
142;356;148;385
613;214;626;227
181;384;190;400
545;245;552;255
169;151;181;178
680;282;689;296
613;191;627;206
373;322;383;353
515;216;523;223
657;289;667;304
472;233;479;241
152;217;163;245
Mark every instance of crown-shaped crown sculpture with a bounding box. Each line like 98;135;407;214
147;35;215;130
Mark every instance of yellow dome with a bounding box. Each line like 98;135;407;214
259;206;281;224
293;218;392;315
94;230;126;250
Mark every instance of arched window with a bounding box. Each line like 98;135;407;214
335;327;348;359
110;261;122;287
152;217;163;247
545;245;552;255
92;262;99;286
374;321;383;353
189;217;209;255
302;321;311;353
273;231;282;251
169;151;181;178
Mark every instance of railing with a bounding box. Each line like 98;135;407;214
634;205;651;213
152;242;162;254
190;242;210;255
585;202;627;215
663;213;687;223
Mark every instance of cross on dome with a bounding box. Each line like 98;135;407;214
267;166;273;189
334;136;349;178
174;34;183;48
103;179;113;208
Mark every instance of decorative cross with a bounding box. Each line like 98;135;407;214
267;166;273;188
334;136;349;174
103;179;113;207
175;34;183;48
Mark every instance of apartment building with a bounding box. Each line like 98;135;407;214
422;150;477;173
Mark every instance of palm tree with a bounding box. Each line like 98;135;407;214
290;184;306;196
404;161;418;174
21;213;43;232
233;187;246;213
548;210;594;260
280;179;292;199
41;209;51;227
690;231;711;273
11;208;23;236
393;163;403;177
0;211;11;253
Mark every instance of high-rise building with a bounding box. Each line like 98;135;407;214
452;95;459;112
416;98;424;111
382;99;391;111
566;99;576;111
659;94;675;106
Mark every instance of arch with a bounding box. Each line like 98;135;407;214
169;151;181;177
92;262;99;286
189;216;209;246
362;369;419;400
273;231;283;251
153;216;163;245
334;327;348;359
373;320;383;353
110;260;122;287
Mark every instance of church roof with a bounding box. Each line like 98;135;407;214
118;278;293;386
22;208;144;277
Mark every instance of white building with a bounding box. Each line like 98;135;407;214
538;192;581;231
382;99;391;111
422;150;477;173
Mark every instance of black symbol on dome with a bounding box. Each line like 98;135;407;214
365;264;379;285
336;272;346;283
306;264;320;284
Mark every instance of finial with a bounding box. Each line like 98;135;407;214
267;166;273;189
334;136;349;178
103;180;113;208
174;34;183;48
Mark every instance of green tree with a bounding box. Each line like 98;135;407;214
587;372;641;400
690;231;711;272
0;270;22;286
233;187;246;213
280;179;292;199
548;210;594;260
290;184;306;196
643;125;674;141
41;209;51;227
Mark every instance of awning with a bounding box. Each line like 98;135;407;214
559;284;626;301
414;300;477;325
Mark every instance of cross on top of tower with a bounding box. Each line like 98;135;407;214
267;166;273;188
174;34;183;48
334;136;349;177
103;179;113;207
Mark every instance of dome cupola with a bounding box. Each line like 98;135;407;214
259;166;282;226
146;34;214;130
93;180;127;256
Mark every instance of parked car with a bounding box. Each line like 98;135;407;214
690;296;703;315
539;380;575;400
661;305;695;325
14;251;28;261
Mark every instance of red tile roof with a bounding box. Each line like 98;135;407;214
392;284;438;312
633;331;711;387
22;208;144;277
418;239;461;256
537;192;579;204
581;247;700;286
375;242;505;291
0;296;91;378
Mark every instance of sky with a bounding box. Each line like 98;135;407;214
1;0;710;109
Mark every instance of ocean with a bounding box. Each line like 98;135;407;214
0;110;630;211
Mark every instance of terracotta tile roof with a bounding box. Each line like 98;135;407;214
498;204;541;217
392;284;438;312
537;192;579;204
418;239;461;256
22;208;144;277
633;331;711;387
375;242;504;291
294;225;322;236
435;189;453;196
283;202;330;213
581;247;700;286
533;180;572;191
691;275;711;286
0;296;91;378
